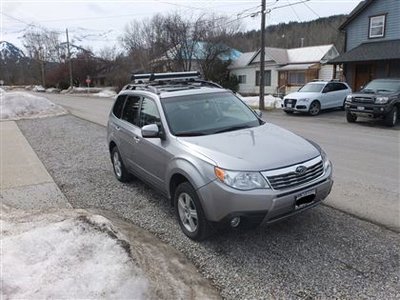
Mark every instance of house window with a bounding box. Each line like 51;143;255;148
255;70;271;86
288;71;306;85
238;75;247;84
369;15;386;38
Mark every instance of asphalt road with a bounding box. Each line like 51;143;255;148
43;93;400;231
18;114;400;299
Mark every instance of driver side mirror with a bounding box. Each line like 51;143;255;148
141;124;160;138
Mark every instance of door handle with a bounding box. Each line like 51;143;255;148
133;136;140;143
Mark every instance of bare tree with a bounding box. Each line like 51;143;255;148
22;28;61;86
120;12;242;74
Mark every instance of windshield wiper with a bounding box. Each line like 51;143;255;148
213;124;252;134
175;131;208;137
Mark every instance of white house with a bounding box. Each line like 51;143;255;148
229;44;339;96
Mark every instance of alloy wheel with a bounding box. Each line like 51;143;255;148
113;151;122;178
309;102;320;116
177;192;198;233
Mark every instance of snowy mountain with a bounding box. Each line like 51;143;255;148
0;41;25;61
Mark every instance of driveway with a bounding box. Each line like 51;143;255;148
42;93;400;231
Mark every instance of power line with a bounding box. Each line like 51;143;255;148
286;0;302;22
302;1;341;32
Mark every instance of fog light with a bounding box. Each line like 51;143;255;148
381;108;384;111
230;217;241;228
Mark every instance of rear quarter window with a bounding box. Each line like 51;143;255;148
113;95;126;118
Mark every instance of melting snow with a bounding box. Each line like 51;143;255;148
1;207;149;299
238;94;283;109
0;90;66;120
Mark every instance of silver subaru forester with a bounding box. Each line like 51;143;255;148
107;72;333;240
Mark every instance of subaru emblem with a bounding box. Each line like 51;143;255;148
295;166;307;175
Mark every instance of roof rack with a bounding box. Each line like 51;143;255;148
131;71;201;83
125;71;222;94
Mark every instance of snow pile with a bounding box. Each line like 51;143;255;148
93;89;117;98
0;90;66;120
69;87;104;94
64;87;117;98
45;87;60;93
33;85;46;92
239;95;283;109
1;208;149;299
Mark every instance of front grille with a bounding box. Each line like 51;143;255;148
353;96;374;103
284;99;297;108
264;158;324;190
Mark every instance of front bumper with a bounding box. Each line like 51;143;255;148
282;101;309;112
197;167;333;223
345;101;392;119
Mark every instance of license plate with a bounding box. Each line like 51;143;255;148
286;103;292;108
357;106;365;110
295;189;316;209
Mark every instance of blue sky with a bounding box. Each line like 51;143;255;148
1;0;362;54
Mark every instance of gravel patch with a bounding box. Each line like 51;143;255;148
18;115;400;299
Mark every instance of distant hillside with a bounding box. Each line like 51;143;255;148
0;41;25;61
229;15;347;53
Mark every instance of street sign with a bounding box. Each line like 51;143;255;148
85;78;91;85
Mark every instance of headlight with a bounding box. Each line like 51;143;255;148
299;98;310;102
346;95;352;101
214;167;270;190
320;149;331;170
375;96;389;104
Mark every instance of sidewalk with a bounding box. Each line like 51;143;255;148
0;121;71;209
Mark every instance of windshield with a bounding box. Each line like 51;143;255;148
362;80;400;93
298;83;325;93
161;92;262;136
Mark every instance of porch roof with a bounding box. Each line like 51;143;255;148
277;63;316;71
329;40;400;64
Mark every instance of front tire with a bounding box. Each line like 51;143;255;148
174;182;211;241
309;101;321;116
346;111;357;123
384;106;398;127
111;146;132;182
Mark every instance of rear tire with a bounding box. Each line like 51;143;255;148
384;106;398;127
346;111;357;123
111;146;132;182
309;101;321;116
174;182;212;241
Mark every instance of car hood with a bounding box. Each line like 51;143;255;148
351;91;398;98
284;92;320;99
177;123;320;171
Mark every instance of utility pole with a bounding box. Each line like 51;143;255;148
66;28;73;88
39;46;45;87
259;0;266;110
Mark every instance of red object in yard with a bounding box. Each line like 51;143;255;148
86;78;91;85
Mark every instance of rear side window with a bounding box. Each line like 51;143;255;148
139;98;161;128
113;95;126;118
122;95;141;126
333;83;348;91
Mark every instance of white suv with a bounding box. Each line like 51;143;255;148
283;80;352;115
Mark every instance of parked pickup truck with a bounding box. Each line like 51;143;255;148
345;78;400;127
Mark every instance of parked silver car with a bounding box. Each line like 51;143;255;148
283;80;352;115
107;72;333;240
